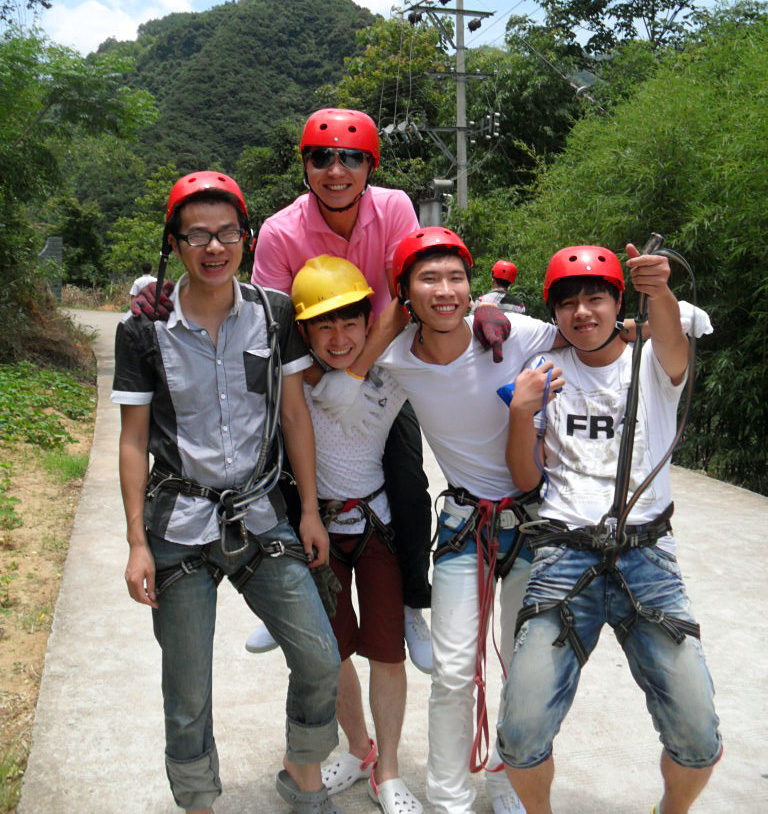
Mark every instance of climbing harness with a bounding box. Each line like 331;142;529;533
320;484;395;567
154;534;311;599
432;485;540;773
147;283;285;557
516;233;701;665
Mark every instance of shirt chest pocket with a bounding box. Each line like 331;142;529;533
243;347;271;394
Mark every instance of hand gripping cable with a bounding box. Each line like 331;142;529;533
603;233;699;555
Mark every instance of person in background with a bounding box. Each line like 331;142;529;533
473;261;525;315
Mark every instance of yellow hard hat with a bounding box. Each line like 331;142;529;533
292;255;374;321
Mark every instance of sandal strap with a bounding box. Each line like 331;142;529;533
360;738;377;771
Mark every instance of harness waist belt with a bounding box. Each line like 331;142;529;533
527;502;674;552
443;498;519;530
147;465;223;503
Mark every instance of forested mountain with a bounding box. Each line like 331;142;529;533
97;0;375;173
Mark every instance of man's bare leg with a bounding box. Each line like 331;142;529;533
283;758;323;792
368;659;407;783
657;749;714;814
505;755;555;814
335;657;374;759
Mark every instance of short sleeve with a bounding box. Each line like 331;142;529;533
251;218;295;294
111;317;155;405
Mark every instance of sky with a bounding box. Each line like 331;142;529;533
35;0;540;56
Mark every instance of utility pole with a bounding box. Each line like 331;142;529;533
455;0;468;209
400;2;494;209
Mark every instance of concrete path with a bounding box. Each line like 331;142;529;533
18;308;768;813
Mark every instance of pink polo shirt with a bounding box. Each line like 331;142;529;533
251;186;419;318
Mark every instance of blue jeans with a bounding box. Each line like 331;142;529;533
149;522;340;810
496;545;722;771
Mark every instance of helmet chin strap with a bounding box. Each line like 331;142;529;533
403;298;425;345
556;320;625;354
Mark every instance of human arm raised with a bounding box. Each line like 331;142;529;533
626;243;689;385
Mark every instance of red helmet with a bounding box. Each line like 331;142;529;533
300;108;380;169
392;227;473;294
166;172;248;224
543;246;624;303
492;260;517;284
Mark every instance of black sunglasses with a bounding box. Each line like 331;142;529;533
304;147;368;171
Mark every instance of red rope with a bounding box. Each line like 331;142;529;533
469;498;515;773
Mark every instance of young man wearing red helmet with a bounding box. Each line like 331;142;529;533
313;226;563;814
112;172;343;814
499;246;721;814
245;108;435;672
473;260;526;315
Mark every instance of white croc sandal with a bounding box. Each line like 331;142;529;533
321;739;376;795
368;775;423;814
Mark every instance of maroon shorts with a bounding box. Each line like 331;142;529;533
329;528;405;663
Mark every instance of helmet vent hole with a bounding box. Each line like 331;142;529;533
348;126;357;133
319;124;328;130
597;255;607;262
568;255;577;262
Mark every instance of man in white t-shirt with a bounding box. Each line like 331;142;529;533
312;227;561;814
500;245;721;814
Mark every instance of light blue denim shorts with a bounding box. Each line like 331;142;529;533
496;544;722;769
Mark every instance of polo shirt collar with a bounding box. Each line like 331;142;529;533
305;187;374;237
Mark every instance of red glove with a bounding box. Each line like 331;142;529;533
473;304;510;363
130;281;175;321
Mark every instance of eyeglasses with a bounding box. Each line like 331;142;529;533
304;148;368;171
177;228;244;247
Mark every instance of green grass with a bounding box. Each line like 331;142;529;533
0;461;21;532
0;742;24;812
0;362;95;448
41;449;89;482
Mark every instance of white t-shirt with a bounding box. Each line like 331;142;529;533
534;342;686;553
304;366;406;534
377;315;557;501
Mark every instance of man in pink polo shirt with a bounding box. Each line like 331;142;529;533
251;110;417;320
245;109;434;671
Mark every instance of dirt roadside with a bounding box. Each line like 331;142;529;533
0;299;100;812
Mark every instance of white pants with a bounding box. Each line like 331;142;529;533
427;551;530;814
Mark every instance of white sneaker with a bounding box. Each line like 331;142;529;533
490;790;526;814
487;769;526;814
245;622;278;653
403;606;432;673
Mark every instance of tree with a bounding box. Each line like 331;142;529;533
464;18;585;195
540;0;705;53
52;196;107;287
0;0;50;26
236;120;305;233
315;16;451;199
0;27;158;361
105;165;182;282
462;8;768;493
